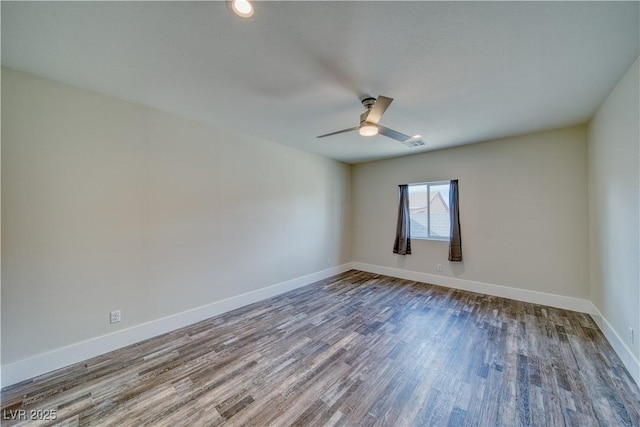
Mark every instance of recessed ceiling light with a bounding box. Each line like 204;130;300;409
359;123;379;137
230;0;254;18
412;134;422;139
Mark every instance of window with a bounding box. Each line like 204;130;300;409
408;181;450;240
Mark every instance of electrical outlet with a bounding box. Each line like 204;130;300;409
628;327;634;344
437;264;443;272
110;310;121;324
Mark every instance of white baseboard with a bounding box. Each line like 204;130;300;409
353;262;593;313
1;263;354;389
353;262;640;385
5;263;639;390
588;302;640;385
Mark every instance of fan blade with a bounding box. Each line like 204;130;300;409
316;126;359;138
378;125;411;142
366;96;393;124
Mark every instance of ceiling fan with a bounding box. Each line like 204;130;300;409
316;95;424;146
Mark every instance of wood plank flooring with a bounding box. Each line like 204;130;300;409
2;270;640;426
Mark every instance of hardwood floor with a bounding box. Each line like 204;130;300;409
2;270;640;426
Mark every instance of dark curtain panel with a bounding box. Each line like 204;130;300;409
393;185;412;255
448;179;462;262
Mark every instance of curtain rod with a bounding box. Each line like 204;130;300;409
400;180;453;186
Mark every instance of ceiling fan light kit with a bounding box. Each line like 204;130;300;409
317;95;422;146
359;123;378;137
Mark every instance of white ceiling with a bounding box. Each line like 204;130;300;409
2;1;638;163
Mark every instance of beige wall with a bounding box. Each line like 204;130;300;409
588;58;639;360
353;126;589;299
1;68;352;363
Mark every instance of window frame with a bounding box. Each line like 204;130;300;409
408;180;450;241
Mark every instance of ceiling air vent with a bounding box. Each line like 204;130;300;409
403;139;425;147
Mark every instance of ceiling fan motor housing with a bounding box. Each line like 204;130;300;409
360;97;377;125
